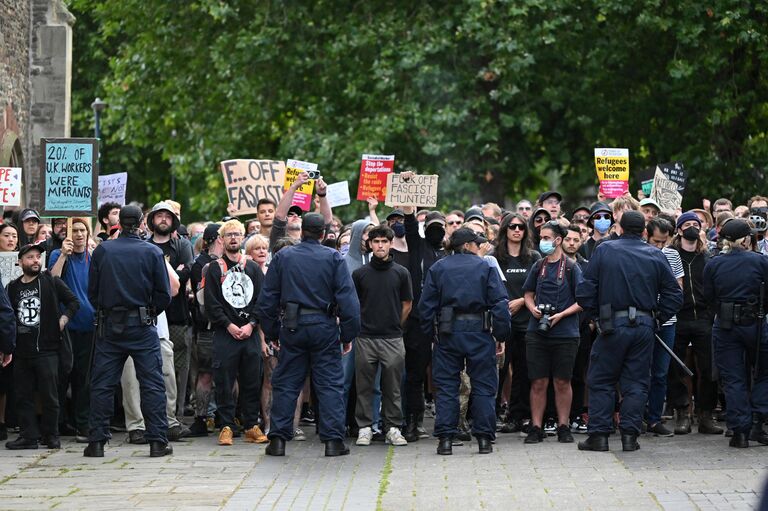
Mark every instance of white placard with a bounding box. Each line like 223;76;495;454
98;172;128;206
326;181;351;208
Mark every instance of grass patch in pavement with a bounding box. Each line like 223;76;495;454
376;445;395;511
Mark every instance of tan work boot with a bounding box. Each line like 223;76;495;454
244;425;269;444
218;426;234;446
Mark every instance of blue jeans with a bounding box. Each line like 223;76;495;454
646;324;674;425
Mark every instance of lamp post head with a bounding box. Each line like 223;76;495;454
91;97;107;112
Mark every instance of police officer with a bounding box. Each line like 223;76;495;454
258;212;360;457
418;227;510;455
703;219;768;447
85;205;173;457
576;211;682;452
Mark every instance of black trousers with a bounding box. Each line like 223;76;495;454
503;330;531;421
403;316;432;418
669;318;718;412
212;329;262;429
15;353;59;440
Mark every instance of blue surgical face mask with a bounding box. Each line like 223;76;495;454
594;218;611;234
539;240;555;255
339;244;350;256
391;222;406;238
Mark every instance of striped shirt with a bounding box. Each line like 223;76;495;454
661;246;685;326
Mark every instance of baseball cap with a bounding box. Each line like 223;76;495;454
720;219;752;242
450;227;487;248
302;212;325;233
639;198;661;211
203;223;221;242
287;205;303;217
538;191;562;204
18;243;46;258
424;211;446;228
386;209;405;221
19;209;41;223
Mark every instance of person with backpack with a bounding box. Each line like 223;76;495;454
187;223;222;437
203;220;266;446
521;221;583;444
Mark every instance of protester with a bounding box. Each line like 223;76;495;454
352;225;412;447
34;223;52;243
516;200;533;219
96;201;121;242
6;244;79;450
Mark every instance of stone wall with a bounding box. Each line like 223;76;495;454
0;0;31;171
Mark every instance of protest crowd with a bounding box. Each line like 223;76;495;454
1;166;768;459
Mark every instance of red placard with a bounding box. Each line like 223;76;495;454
357;154;394;201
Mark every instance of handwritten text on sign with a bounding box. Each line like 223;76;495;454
284;159;316;211
42;138;98;216
594;148;629;198
0;168;22;207
98;172;128;206
357;154;394;201
385;173;438;208
221;159;285;216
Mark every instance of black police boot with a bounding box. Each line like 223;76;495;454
674;408;691;435
324;439;350;457
265;437;286;456
697;411;724;435
577;433;609;452
43;436;61;449
404;415;420;443
149;441;173;457
477;436;493;454
127;429;147;445
729;431;749;448
83;440;105;457
749;414;768;445
5;436;38;450
620;431;640;451
415;412;429;439
436;437;453;455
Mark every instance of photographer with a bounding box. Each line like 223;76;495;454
522;221;582;444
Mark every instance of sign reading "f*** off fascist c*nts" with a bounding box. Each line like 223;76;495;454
385;173;439;208
41;138;99;217
221;159;286;216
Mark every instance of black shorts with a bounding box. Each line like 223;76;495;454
196;330;214;372
525;332;579;380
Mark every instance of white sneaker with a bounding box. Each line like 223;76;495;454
386;427;408;446
356;427;373;446
294;428;306;441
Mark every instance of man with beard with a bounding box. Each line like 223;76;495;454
203;220;266;446
146;201;193;438
400;172;447;442
6;244;79;450
44;218;68;267
562;225;588;267
85;205;173;458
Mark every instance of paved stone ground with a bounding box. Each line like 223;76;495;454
0;420;765;510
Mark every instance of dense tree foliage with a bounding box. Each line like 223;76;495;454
68;0;768;221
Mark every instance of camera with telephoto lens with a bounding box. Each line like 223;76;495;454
537;304;557;333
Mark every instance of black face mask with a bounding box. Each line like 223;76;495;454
425;226;445;247
682;226;700;241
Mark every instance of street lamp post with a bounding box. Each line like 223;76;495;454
91;97;107;139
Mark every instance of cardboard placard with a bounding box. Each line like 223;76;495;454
594;148;629;198
41;138;99;217
658;161;686;192
641;179;654;197
98;172;128;206
385;173;438;208
326;181;351;208
221;159;286;216
284;159;316;211
650;167;682;212
357;154;394;201
0;167;22;207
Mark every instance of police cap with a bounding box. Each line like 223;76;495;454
720;218;752;242
119;204;144;229
619;210;646;235
302;212;326;234
449;227;487;248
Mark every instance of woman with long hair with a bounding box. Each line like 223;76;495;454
496;213;542;433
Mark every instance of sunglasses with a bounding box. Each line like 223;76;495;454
447;220;462;226
593;213;611;220
534;216;548;224
507;224;526;231
573;214;589;221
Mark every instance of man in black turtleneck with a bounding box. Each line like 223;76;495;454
351;225;413;447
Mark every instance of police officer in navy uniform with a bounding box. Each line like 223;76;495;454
418;227;510;455
85;205;173;457
703;219;768;447
576;211;682;452
258;212;360;457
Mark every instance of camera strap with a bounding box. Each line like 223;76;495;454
535;256;567;308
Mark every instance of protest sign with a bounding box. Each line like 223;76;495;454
221;159;285;216
284;159;317;211
0;167;22;207
650;167;682;212
385;173;439;208
357;154;394;201
0;251;44;287
41;138;99;217
641;179;654;198
594;148;629;198
658;161;686;192
326;181;351;208
98;172;128;206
